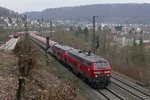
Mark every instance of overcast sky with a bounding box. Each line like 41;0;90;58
0;0;150;13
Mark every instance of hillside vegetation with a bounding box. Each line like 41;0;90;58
0;6;18;17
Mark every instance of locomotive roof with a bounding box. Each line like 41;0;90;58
54;44;73;51
68;49;107;62
49;40;58;46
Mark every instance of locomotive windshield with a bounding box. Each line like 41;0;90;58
94;62;109;68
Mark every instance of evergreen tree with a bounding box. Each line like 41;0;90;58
140;29;143;35
129;29;132;35
74;26;82;38
77;26;82;34
139;37;143;46
139;37;145;62
115;26;122;31
133;38;137;46
8;17;12;24
131;37;145;67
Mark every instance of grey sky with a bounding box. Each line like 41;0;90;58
0;0;149;13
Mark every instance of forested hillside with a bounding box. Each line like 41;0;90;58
23;3;150;24
0;6;18;17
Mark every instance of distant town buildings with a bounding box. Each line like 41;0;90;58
1;16;150;48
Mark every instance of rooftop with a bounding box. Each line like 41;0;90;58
54;44;73;51
68;49;107;62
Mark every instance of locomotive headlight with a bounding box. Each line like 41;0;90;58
95;75;98;77
104;71;110;74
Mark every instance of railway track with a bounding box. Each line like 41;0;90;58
0;38;19;52
111;76;150;100
0;38;14;50
4;39;16;51
97;88;125;100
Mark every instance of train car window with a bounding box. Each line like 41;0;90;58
94;62;108;68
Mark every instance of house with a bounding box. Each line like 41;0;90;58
113;34;150;47
113;34;133;46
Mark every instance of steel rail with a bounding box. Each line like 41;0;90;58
112;76;150;98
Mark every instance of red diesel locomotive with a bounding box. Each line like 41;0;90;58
12;32;24;38
29;32;111;88
13;32;19;38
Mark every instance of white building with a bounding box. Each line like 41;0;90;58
113;34;150;46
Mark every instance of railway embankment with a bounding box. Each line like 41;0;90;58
0;40;84;100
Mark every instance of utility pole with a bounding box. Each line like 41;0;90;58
37;19;41;33
50;20;52;38
24;15;28;40
92;16;96;53
41;18;44;36
45;37;50;65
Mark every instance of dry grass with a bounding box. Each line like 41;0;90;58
14;39;83;100
0;34;10;44
53;31;90;50
0;51;18;100
25;68;80;100
0;51;17;69
112;63;140;80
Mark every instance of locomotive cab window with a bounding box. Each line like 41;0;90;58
94;62;109;68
